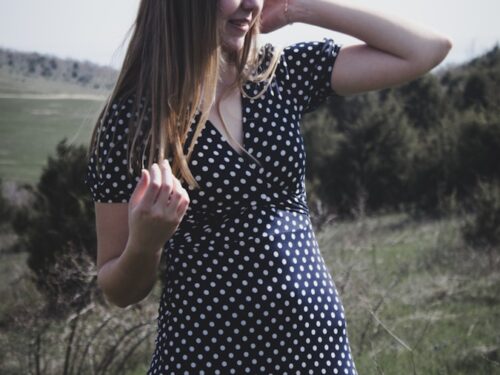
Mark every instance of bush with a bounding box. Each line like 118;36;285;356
1;266;157;375
11;138;98;316
461;180;500;252
456;118;500;189
0;177;14;228
303;91;414;217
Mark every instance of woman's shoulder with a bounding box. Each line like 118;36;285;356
84;91;151;203
262;37;343;113
104;92;148;122
259;37;340;59
96;92;152;145
256;37;342;83
281;38;341;65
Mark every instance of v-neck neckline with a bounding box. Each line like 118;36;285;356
205;87;247;158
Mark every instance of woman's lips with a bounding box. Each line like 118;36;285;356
229;19;250;32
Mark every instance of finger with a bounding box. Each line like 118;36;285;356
179;181;190;202
175;182;190;216
156;159;174;207
170;177;181;202
176;192;190;218
141;163;161;208
166;177;183;209
162;159;174;190
129;168;149;208
163;159;174;200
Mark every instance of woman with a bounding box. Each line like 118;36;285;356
85;0;452;373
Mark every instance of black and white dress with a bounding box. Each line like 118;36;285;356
85;37;358;375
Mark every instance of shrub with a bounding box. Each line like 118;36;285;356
0;177;14;228
461;180;500;252
456;118;500;189
303;91;414;217
2;265;157;375
11;138;98;316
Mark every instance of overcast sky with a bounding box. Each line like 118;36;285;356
0;0;498;71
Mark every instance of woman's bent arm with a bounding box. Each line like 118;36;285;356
93;162;189;308
94;202;163;308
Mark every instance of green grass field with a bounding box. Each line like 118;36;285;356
0;97;103;184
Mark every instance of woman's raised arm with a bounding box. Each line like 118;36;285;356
286;0;453;96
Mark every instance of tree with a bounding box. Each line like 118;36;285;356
394;74;448;130
303;91;415;217
463;73;489;110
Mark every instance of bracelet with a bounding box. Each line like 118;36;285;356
284;0;293;25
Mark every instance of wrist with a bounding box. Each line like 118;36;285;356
124;235;163;262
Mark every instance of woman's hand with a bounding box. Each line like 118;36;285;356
127;159;190;255
260;0;293;33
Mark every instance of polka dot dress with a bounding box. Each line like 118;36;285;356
85;38;358;374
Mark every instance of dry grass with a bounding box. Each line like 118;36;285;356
1;211;499;374
316;211;500;374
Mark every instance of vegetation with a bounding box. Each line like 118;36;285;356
0;142;160;374
317;211;500;375
461;180;500;254
0;177;14;228
10;139;98;315
0;97;103;184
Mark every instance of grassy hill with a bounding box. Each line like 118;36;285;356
0;47;115;184
0;97;102;184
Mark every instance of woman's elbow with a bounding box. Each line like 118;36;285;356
436;36;453;62
410;35;453;76
426;35;454;70
105;292;132;308
97;273;133;308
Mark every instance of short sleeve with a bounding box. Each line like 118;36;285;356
84;95;143;203
278;37;342;114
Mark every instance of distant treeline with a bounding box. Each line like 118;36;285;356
302;44;500;217
0;47;117;91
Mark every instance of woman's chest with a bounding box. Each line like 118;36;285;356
181;85;307;213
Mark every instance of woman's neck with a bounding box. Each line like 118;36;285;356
218;60;238;93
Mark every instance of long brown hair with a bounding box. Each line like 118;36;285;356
87;0;282;190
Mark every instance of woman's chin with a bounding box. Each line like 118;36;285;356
221;40;244;55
